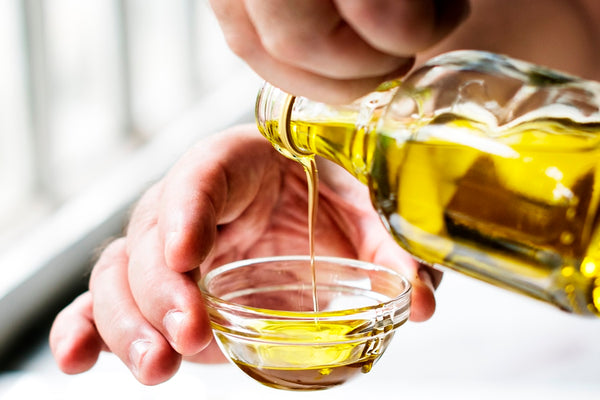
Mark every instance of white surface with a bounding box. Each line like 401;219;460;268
1;271;598;400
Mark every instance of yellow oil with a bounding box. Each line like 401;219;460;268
213;318;393;390
304;156;319;313
260;116;600;316
210;135;394;390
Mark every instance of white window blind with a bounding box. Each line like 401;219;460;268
0;0;248;250
0;0;260;356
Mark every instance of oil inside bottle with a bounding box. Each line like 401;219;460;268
261;115;600;317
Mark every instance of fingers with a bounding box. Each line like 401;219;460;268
89;238;182;385
51;232;217;385
370;239;438;322
154;139;228;273
409;267;438;322
126;229;213;357
245;0;411;79
154;125;281;272
336;0;470;55
68;126;276;384
209;0;468;102
349;199;440;322
210;0;413;103
49;292;105;374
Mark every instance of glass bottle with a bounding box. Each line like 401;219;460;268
255;50;600;317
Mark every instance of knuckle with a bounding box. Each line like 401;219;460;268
127;182;162;237
339;0;437;54
90;237;127;288
222;31;259;60
261;32;312;65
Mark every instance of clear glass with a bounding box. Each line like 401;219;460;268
256;50;600;317
198;255;411;391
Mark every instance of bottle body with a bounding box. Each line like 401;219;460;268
256;50;600;317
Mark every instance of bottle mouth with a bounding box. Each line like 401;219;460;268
277;93;312;157
255;82;312;158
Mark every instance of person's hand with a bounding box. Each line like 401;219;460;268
49;124;439;385
209;0;469;103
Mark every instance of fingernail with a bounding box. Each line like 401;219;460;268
163;310;186;346
129;339;152;377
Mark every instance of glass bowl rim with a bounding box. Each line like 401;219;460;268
198;255;412;319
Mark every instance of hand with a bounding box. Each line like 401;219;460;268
49;124;439;385
210;0;469;103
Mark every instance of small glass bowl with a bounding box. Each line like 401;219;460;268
198;255;411;391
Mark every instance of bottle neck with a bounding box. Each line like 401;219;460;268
255;82;395;184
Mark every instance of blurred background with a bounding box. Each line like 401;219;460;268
0;0;259;367
0;0;599;399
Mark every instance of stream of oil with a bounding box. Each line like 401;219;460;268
304;156;320;313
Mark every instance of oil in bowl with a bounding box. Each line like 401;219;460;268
198;255;411;391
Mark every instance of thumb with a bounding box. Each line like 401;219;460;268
368;237;439;322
